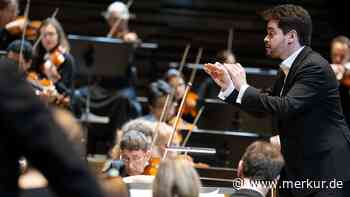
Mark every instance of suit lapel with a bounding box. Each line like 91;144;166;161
281;46;313;96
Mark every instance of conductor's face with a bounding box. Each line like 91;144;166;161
264;20;288;59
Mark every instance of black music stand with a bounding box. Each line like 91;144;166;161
68;34;134;78
68;35;136;154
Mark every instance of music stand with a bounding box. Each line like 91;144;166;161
68;35;136;155
68;34;134;78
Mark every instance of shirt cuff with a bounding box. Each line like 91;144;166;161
218;83;235;100
236;84;249;104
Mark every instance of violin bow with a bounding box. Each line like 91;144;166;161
107;0;134;38
18;0;31;71
147;44;190;162
181;106;205;147
33;8;59;51
163;47;203;160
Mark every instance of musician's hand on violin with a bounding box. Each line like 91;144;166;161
204;62;232;91
43;65;61;83
123;32;138;43
270;135;281;151
330;64;345;80
5;17;26;33
53;95;69;107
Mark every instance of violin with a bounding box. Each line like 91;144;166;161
143;155;209;176
41;46;66;83
43;47;66;69
6;16;41;40
26;71;69;107
181;90;199;119
340;63;350;88
331;63;350;88
143;157;160;176
168;116;196;132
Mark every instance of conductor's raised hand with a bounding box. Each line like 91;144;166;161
204;62;232;91
223;63;247;91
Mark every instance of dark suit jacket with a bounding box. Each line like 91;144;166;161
0;59;105;197
230;189;264;197
225;47;350;197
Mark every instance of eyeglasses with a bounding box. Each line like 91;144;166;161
42;32;57;38
120;155;144;163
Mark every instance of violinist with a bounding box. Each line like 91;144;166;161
7;39;70;108
0;0;20;50
32;18;75;108
141;80;177;122
330;35;350;127
165;69;186;105
103;1;139;42
6;39;33;73
103;130;150;177
165;68;198;122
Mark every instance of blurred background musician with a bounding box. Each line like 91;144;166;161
32;18;75;110
329;35;350;127
6;39;33;73
103;1;139;42
0;0;20;50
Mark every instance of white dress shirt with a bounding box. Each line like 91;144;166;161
218;46;305;103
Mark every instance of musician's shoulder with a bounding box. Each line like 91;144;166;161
0;58;19;74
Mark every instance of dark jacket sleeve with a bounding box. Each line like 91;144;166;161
238;63;326;119
56;52;75;95
0;27;19;50
0;59;105;197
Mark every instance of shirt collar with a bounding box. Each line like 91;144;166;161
280;46;305;75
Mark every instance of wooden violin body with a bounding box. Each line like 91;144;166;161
26;71;69;107
6;16;41;40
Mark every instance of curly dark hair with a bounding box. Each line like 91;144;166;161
262;4;312;46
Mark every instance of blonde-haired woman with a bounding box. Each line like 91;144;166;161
153;157;201;197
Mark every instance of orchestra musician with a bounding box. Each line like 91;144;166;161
103;130;151;177
165;68;199;122
141;80;177;123
329;35;350;127
103;1;139;42
0;58;105;197
152;157;201;197
32;18;75;109
6;39;33;73
74;1;142;117
0;0;21;50
232;141;284;197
